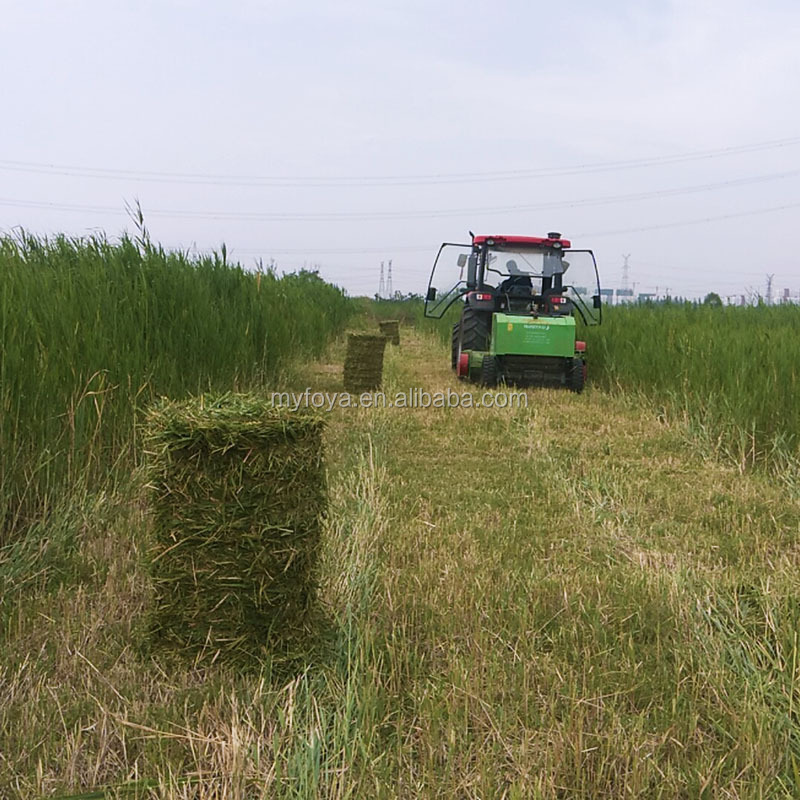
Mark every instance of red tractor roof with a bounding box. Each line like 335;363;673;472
473;234;571;248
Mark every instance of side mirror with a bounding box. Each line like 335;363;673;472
466;254;478;288
426;286;437;302
592;294;602;309
456;253;467;268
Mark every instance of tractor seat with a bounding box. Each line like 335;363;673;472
504;294;533;313
505;284;533;298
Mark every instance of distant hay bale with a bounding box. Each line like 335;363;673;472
378;319;400;345
343;333;388;393
144;393;326;667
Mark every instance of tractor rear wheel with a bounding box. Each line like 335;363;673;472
451;322;460;370
459;307;490;352
480;354;498;387
568;358;586;393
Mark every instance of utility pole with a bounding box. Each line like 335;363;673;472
621;254;631;292
386;259;393;297
379;261;385;297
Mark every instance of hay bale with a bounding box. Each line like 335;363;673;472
144;393;326;667
378;319;400;346
343;332;387;393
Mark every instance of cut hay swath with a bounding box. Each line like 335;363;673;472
378;319;400;346
343;332;388;393
144;393;326;668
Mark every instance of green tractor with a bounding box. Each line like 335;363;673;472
424;233;602;392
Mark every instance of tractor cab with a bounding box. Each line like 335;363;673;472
424;233;602;391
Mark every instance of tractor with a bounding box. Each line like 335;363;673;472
424;233;602;392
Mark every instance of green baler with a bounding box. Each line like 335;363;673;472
425;233;602;392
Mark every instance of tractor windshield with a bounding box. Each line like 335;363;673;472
424;241;603;324
484;248;564;280
424;243;472;318
563;250;602;325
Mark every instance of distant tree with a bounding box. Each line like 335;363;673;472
703;292;723;307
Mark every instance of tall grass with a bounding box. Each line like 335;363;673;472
582;303;800;467
0;232;353;537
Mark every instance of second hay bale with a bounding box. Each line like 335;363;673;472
343;332;388;392
378;319;400;346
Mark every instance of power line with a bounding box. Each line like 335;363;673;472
193;197;800;254
1;169;799;223
171;243;435;256
1;136;799;187
8;197;800;257
575;200;800;238
633;259;797;278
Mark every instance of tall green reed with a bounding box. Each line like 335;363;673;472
0;232;353;538
583;302;800;467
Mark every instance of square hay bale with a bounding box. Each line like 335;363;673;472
343;332;388;393
144;393;326;667
378;319;400;346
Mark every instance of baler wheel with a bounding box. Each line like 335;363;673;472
568;358;586;393
480;355;498;387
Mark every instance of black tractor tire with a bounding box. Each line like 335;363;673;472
451;322;460;370
459;307;490;352
480;354;498;387
568;358;586;393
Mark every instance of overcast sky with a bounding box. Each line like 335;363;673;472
2;0;800;299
